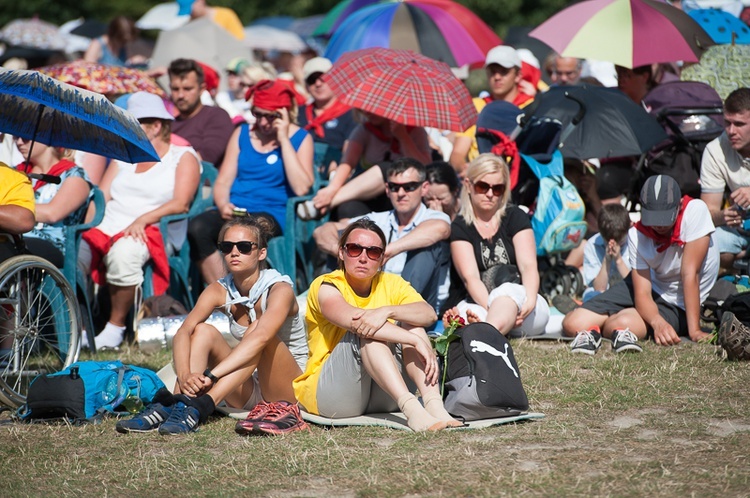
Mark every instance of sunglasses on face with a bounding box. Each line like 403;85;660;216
473;180;506;197
251;109;281;121
386;181;422;193
343;243;384;260
218;240;258;255
305;73;323;86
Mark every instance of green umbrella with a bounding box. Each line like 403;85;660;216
681;44;750;100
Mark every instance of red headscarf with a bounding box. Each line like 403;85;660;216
197;62;220;93
245;79;296;110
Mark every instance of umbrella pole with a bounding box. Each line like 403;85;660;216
23;104;46;173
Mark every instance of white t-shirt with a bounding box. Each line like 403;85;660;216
98;144;199;249
701;133;750;194
627;199;718;309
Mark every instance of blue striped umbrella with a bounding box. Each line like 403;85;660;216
0;69;158;163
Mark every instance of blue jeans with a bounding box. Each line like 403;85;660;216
401;241;449;312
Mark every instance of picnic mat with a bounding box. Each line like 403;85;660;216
217;405;545;431
157;363;544;431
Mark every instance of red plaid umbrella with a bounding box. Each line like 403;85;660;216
37;61;166;97
324;47;476;132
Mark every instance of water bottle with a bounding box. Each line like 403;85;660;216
120;395;144;414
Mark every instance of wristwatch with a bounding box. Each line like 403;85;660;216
203;369;219;383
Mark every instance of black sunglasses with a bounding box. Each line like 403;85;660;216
386;181;422;193
251;109;281;121
473;180;506;197
305;72;323;86
218;240;258;255
343;243;384;261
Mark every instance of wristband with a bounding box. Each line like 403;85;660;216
203;369;219;383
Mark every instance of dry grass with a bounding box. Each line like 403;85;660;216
1;340;750;497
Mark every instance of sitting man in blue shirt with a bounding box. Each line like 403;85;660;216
312;157;451;311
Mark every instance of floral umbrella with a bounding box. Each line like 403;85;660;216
0;18;67;51
681;43;750;99
37;61;166;97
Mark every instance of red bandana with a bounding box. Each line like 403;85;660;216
635;195;692;252
17;159;77;191
245;79;295;110
304;100;350;138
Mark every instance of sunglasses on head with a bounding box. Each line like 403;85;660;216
473;180;506;197
251;109;281;121
218;240;258;255
343;243;384;260
386;181;422;193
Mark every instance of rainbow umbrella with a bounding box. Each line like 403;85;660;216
322;0;501;67
529;0;714;69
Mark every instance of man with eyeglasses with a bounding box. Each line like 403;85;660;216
297;57;355;177
169;58;234;168
313;158;451;311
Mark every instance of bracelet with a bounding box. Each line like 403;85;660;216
203;369;219;383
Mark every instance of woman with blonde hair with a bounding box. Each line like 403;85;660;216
443;153;549;336
14;139;91;267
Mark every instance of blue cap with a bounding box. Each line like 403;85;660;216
177;0;194;16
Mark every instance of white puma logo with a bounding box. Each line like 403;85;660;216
469;340;519;378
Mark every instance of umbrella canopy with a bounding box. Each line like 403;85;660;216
151;18;252;91
243;25;308;52
0;18;68;51
325;47;477;132
681;43;750;99
529;0;714;69
517;85;669;159
136;2;190;31
37;61;166;97
323;0;501;67
688;8;750;44
0;69;159;163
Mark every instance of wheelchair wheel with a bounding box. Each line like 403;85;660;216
540;265;571;301
0;255;81;408
565;265;585;298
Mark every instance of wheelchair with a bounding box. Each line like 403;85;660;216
0;234;81;408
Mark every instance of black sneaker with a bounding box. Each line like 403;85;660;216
115;403;174;433
611;328;643;353
158;401;201;435
570;327;602;355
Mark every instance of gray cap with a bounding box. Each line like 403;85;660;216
640;175;681;227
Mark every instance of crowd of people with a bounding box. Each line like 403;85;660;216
1;6;749;436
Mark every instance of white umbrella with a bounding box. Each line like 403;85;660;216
243;25;307;53
151;18;253;91
136;2;190;31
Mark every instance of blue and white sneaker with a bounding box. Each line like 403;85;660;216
116;403;173;433
158;401;201;435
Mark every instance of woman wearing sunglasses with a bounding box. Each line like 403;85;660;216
117;216;309;435
294;219;461;432
444;153;549;337
188;79;314;285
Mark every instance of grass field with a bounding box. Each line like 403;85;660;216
1;339;749;497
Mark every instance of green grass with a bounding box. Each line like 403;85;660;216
2;340;750;497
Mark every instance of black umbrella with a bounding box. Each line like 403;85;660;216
70;19;107;39
516;85;669;160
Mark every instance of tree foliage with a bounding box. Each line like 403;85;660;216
0;0;568;38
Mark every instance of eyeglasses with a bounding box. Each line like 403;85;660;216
305;73;323;86
343;243;384;261
218;240;258;255
473;180;506;197
386;181;422;193
251;109;281;121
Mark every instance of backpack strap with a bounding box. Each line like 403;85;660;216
92;365;129;421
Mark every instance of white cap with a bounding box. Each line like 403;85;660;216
303;57;333;81
127;92;174;121
484;46;521;69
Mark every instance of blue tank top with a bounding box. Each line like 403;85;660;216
230;124;308;232
97;36;127;66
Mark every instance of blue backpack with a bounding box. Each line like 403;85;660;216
523;151;587;256
20;360;165;422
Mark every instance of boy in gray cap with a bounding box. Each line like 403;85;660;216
562;175;719;353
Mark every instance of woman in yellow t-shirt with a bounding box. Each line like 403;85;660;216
293;219;462;432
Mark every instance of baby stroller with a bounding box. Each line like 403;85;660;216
476;99;588;301
625;81;724;207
